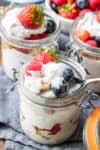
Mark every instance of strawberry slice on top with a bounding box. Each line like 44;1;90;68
25;51;57;76
17;5;44;29
25;61;42;76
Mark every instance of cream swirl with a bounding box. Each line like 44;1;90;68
1;8;47;39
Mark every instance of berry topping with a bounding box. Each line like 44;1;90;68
25;61;42;76
52;87;62;97
86;40;97;47
17;5;44;29
63;68;73;81
46;20;56;33
94;36;100;44
52;83;68;97
76;0;89;9
75;30;91;42
24;48;82;97
50;0;100;21
52;0;67;6
25;33;48;40
34;51;56;64
50;2;58;13
58;3;79;19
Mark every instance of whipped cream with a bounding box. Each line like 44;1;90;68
42;62;67;82
25;62;67;94
24;61;81;97
77;12;100;37
1;8;47;39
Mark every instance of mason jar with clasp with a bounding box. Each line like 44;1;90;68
18;56;100;145
67;12;100;92
0;4;60;80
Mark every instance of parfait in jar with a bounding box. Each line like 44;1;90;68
0;4;60;80
18;48;85;145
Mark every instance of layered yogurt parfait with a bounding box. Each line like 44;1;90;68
70;11;100;92
18;49;87;144
46;0;100;32
0;4;60;80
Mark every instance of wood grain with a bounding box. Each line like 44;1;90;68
0;140;5;150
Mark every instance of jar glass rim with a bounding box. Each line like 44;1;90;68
71;12;100;55
0;8;61;49
18;56;86;107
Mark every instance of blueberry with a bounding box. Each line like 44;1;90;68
52;87;61;97
95;36;100;42
76;0;88;9
61;83;68;94
50;2;58;13
46;20;56;34
63;68;73;81
52;84;68;97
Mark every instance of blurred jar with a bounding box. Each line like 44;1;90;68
0;5;60;80
69;12;100;92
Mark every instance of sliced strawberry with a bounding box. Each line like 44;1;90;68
25;61;42;76
40;123;62;135
48;124;61;135
16;48;30;54
17;5;44;29
25;33;48;40
25;51;56;76
34;52;56;64
67;0;75;4
75;30;91;42
86;40;97;47
27;62;42;71
96;11;100;23
79;9;92;16
52;0;67;6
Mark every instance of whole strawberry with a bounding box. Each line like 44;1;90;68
34;51;56;64
89;0;100;10
17;5;44;29
58;3;79;19
52;0;67;6
75;30;91;42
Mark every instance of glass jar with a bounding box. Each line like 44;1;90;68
0;7;60;80
83;106;100;150
69;12;100;92
18;57;100;145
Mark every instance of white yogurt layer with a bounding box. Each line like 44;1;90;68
77;12;100;37
25;62;67;94
1;8;47;39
